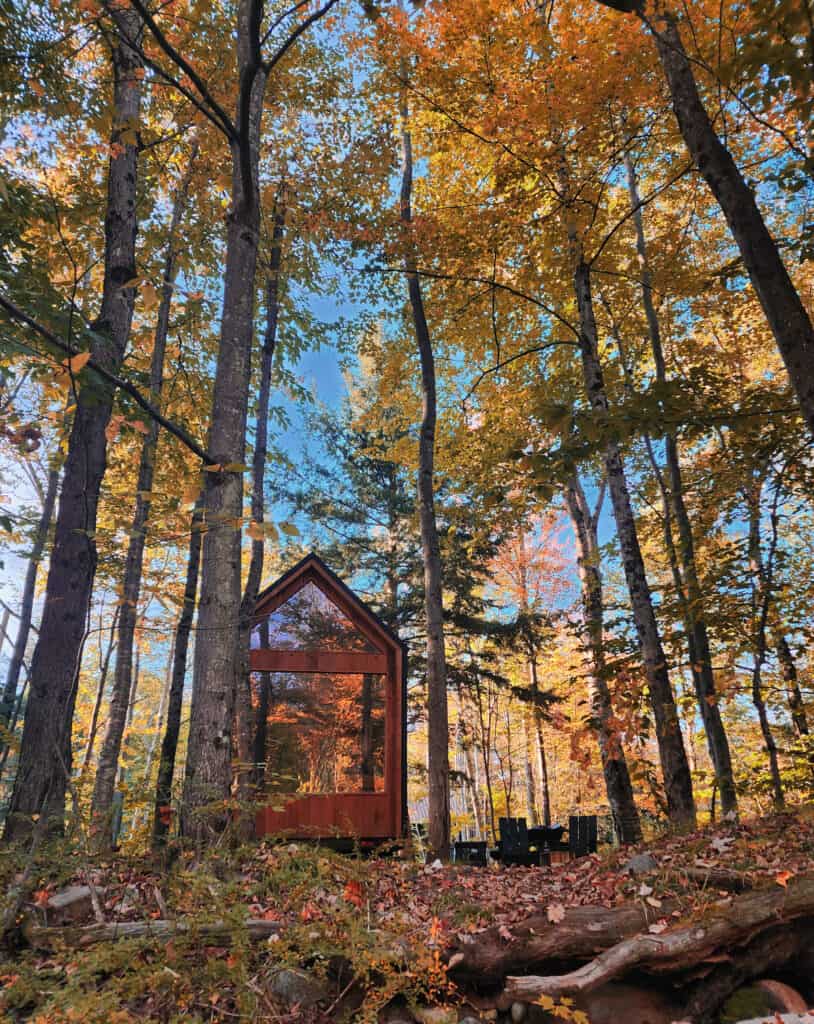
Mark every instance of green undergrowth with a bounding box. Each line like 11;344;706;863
0;836;457;1023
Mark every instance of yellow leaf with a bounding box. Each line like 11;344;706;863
202;463;222;472
278;521;299;537
64;350;91;374
248;521;264;541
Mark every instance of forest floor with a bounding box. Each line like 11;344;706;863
1;809;814;1023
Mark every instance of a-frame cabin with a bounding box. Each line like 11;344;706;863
250;553;407;843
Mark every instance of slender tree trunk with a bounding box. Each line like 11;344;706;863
400;83;450;858
4;9;143;840
747;481;785;808
528;658;552;827
623;152;737;817
473;671;496;840
563;473;642;845
234;185;285;822
92;157;196;827
153;501;204;845
522;706;538;827
573;259;695;827
81;606;121;772
774;632;809;738
0;464;59;743
594;0;814;436
181;10;267;838
457;683;484;837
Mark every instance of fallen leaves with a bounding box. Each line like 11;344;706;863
546;903;565;923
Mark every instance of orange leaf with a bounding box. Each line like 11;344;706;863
775;870;793;888
63;350;91;374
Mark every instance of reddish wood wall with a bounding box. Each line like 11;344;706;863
250;555;405;841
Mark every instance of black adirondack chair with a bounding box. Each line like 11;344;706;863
493;817;540;866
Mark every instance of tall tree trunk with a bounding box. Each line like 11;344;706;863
4;8;143;841
0;463;59;742
522;706;538;827
747;479;785;808
573;258;695;828
528;657;552;827
91;156;196;827
399;84;450;858
456;682;484;838
623;152;737;817
152;500;204;845
595;0;814;436
80;605;121;772
234;185;285;823
563;472;642;845
181;6;267;838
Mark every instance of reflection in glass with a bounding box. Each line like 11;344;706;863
253;672;385;795
252;581;380;652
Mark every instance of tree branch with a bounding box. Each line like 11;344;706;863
0;293;217;466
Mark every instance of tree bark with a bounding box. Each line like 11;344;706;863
152;500;204;845
623;152;737;817
746;479;785;808
774;631;809;738
0;462;59;742
528;657;552;828
564;473;642;845
400;81;450;858
181;4;267;839
4;8;143;841
594;0;814;437
80;605;121;772
573;258;695;828
233;184;285;823
92;154;196;827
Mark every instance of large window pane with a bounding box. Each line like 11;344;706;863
253;672;385;794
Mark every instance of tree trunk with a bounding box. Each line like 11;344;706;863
528;658;552;828
152;500;204;845
80;605;121;772
181;9;267;838
91;151;197;823
563;473;642;845
773;631;809;738
594;0;814;436
0;462;59;742
747;481;785;808
573;258;695;828
399;82;450;858
623;152;737;817
522;706;538;827
92;155;196;827
233;184;285;823
457;684;485;838
4;8;143;841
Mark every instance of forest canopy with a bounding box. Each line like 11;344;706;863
0;0;813;1015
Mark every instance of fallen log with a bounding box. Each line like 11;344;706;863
447;902;674;988
504;875;814;1004
24;916;282;949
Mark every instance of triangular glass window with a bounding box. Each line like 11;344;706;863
252;580;380;652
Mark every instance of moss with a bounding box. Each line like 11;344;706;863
719;985;772;1023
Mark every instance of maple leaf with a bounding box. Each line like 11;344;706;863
775;870;793;888
343;880;364;907
33;889;50;908
546;903;566;923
